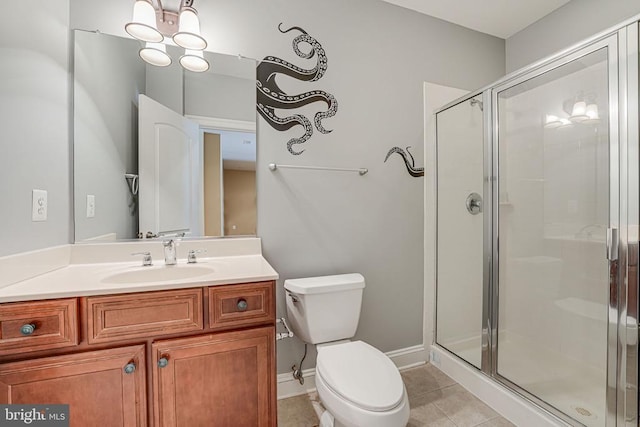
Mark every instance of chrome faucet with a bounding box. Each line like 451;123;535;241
162;239;177;265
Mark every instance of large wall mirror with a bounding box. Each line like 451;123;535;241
73;30;257;242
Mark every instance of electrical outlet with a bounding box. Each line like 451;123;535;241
32;189;47;222
86;195;95;218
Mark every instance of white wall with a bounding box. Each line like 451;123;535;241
506;0;640;72
3;0;506;376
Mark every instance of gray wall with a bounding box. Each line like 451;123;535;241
73;31;144;241
5;0;505;375
70;0;504;374
184;73;255;122
0;0;70;257
506;0;640;72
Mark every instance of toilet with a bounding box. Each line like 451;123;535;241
284;273;410;427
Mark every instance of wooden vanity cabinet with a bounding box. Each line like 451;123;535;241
0;345;147;426
153;327;275;426
0;281;277;427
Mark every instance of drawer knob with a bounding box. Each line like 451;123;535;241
20;323;36;336
124;363;136;374
158;357;169;368
237;299;248;312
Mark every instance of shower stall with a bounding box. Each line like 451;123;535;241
435;18;638;426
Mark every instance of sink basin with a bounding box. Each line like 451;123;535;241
101;264;215;284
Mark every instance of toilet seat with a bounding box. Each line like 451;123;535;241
316;341;405;412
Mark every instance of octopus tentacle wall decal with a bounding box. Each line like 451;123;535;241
384;146;425;177
256;23;338;155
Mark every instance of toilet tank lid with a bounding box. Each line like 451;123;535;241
284;273;365;295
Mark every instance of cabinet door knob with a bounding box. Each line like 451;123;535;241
124;363;136;374
20;323;36;336
158;357;169;368
237;299;248;312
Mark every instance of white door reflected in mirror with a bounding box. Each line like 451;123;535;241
138;95;201;238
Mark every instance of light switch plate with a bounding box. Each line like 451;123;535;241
32;189;47;222
86;195;95;218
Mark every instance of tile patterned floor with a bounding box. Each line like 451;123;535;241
277;364;515;427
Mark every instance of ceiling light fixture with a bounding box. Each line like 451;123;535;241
125;0;209;72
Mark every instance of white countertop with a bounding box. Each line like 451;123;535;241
0;239;279;303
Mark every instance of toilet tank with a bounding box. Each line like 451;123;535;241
284;273;365;344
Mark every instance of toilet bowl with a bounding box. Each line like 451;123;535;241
284;274;410;427
315;341;410;427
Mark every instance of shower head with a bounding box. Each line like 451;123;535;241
470;98;483;111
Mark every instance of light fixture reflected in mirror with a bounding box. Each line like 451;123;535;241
139;42;172;67
180;50;209;72
125;0;210;72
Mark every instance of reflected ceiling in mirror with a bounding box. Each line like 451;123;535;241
73;30;257;243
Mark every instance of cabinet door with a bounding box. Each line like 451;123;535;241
0;345;146;427
153;326;275;427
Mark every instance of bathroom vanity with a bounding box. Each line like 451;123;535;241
0;238;278;427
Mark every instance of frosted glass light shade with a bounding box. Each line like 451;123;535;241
544;114;562;129
557;118;574;129
584;103;600;123
139;42;172;67
180;50;210;72
173;8;207;50
125;0;163;43
569;100;588;122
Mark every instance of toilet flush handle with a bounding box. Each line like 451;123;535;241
276;318;294;341
287;292;299;303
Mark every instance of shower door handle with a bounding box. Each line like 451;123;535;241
606;228;618;261
466;193;482;215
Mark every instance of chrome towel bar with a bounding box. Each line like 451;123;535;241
268;163;368;176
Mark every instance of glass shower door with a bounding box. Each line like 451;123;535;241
494;42;614;426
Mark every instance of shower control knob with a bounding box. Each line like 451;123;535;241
466;193;483;215
237;299;248;312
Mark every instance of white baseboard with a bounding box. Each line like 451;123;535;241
277;344;428;400
429;346;568;427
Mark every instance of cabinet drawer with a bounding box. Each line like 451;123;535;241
0;298;78;356
208;282;274;329
87;289;203;344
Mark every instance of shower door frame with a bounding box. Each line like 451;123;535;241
433;19;640;427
